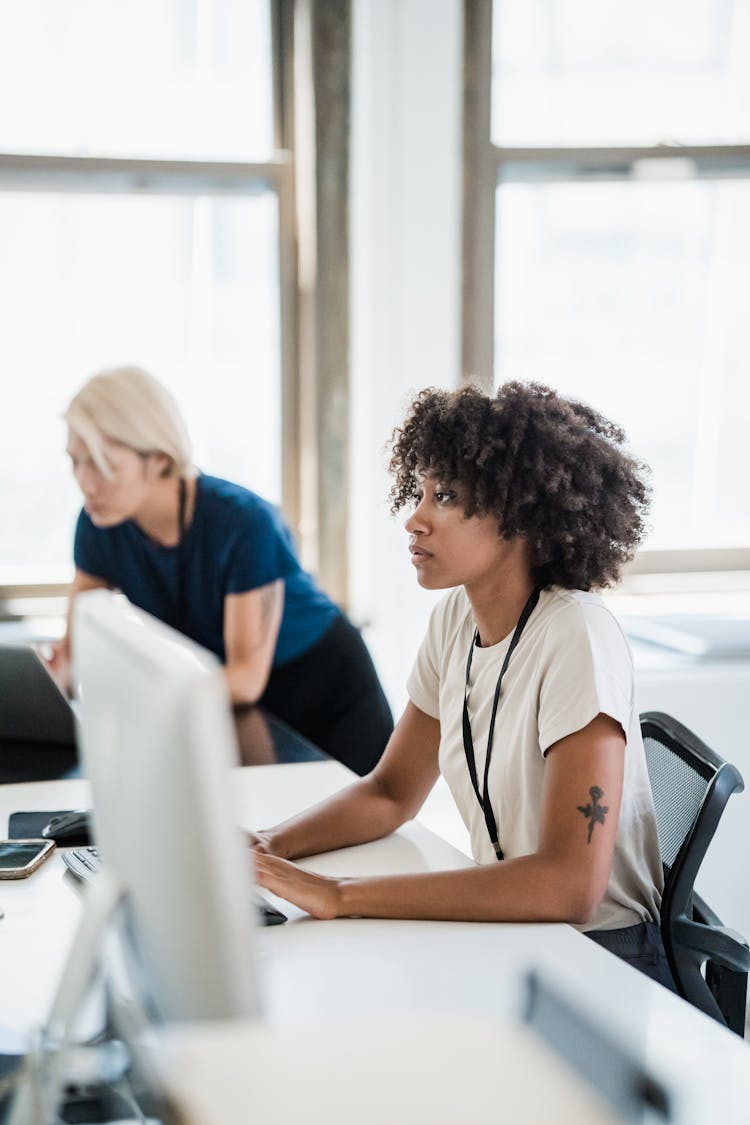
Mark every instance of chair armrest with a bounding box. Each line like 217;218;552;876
673;918;750;973
691;890;722;929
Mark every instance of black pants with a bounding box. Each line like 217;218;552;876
260;614;394;776
585;921;677;992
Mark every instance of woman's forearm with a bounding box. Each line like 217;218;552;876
260;775;412;860
337;852;597;925
254;847;602;925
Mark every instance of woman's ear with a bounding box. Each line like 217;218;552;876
147;452;173;479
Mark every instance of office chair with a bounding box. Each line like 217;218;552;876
641;711;749;1036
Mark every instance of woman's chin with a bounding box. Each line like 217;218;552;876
85;507;119;528
414;569;452;592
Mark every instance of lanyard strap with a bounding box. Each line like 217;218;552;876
462;588;540;861
175;477;187;631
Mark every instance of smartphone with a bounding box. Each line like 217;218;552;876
0;839;56;879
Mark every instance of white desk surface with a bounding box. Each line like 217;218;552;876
1;762;749;1125
159;1014;623;1125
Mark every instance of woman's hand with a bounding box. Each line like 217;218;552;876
253;852;344;921
36;641;72;695
245;829;278;855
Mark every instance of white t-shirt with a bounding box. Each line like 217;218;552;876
407;586;663;932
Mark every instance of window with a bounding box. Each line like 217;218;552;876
495;178;750;553
0;0;290;591
467;0;750;572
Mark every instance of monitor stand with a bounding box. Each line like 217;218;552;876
5;870;175;1125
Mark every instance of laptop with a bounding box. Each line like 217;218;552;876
0;644;77;747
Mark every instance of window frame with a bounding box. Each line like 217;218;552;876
0;3;301;617
462;0;750;580
0;0;356;620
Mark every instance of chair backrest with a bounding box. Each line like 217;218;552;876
640;711;748;1034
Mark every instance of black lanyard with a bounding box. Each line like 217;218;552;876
462;588;540;861
175;476;187;631
137;477;189;631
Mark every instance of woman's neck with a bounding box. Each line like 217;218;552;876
465;560;536;648
135;477;195;547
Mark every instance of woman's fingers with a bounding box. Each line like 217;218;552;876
253;853;342;921
36;642;72;694
246;829;270;853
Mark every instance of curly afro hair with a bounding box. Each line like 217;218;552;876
388;381;651;591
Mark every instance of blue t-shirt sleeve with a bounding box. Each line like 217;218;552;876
223;499;301;594
73;510;115;583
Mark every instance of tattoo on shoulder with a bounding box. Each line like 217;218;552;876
577;785;609;844
260;583;279;629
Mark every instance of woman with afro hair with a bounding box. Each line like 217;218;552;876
251;381;673;989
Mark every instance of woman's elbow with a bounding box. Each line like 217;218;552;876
537;855;608;925
224;663;269;706
560;875;608;927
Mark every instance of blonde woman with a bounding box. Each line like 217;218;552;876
49;365;392;774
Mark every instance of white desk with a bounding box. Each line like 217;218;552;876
1;763;749;1124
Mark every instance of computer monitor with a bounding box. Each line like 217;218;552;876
6;591;261;1124
71;588;260;1024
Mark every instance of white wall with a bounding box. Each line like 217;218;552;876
350;0;463;715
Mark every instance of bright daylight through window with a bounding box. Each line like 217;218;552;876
0;0;281;587
492;0;750;558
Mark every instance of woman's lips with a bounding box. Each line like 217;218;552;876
410;546;434;564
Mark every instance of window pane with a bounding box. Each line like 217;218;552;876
492;0;750;146
494;179;750;550
0;190;280;583
0;0;272;160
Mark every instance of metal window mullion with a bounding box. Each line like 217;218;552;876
625;547;750;577
0;152;291;195
491;144;750;184
272;0;302;542
277;157;301;545
461;0;495;390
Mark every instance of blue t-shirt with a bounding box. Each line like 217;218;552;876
73;475;339;666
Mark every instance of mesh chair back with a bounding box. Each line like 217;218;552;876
642;732;712;873
640;711;748;1035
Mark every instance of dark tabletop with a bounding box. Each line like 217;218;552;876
0;707;327;786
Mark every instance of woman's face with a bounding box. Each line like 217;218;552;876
66;428;160;527
404;475;521;591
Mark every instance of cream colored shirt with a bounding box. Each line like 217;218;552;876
407;586;663;931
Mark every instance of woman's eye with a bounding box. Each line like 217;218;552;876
435;490;456;505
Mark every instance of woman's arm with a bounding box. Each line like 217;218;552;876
41;568;110;693
254;712;625;925
222;580;285;704
252;701;441;860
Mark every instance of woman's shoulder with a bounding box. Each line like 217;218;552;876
196;476;284;527
194;476;302;576
197;474;265;507
536;588;632;662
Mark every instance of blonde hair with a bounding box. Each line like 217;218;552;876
65;366;196;479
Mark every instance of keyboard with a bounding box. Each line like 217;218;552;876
62;846;287;926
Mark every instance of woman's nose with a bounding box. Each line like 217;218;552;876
405;498;427;535
75;465;96;496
